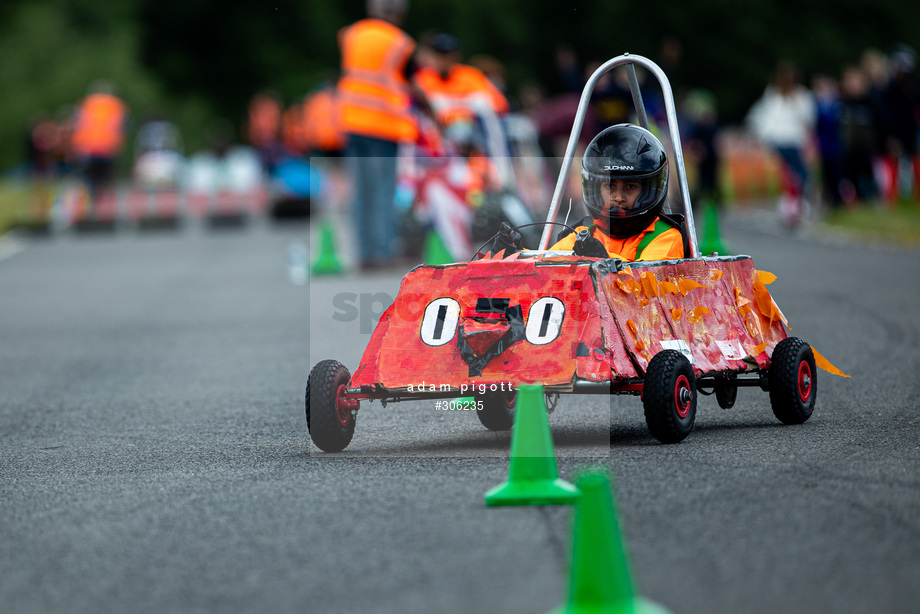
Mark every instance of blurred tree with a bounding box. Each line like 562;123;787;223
0;0;918;171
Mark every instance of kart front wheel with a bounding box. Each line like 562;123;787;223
643;350;697;444
769;337;816;425
306;360;356;452
476;394;516;431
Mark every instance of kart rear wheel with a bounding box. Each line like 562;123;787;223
306;360;356;452
643;350;697;444
769;337;816;425
476;394;516;431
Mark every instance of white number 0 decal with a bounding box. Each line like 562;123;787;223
420;298;461;346
525;297;565;345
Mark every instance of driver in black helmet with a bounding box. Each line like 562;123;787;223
492;123;685;261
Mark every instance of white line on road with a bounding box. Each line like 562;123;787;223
0;235;25;262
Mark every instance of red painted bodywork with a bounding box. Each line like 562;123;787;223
348;254;787;395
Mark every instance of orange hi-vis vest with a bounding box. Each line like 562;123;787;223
281;104;308;154
337;18;418;143
414;64;509;126
247;95;282;148
550;217;684;261
303;88;346;153
71;93;127;158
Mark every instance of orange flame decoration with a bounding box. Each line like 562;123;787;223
626;319;638;336
750;272;847;377
640;271;659;297
660;280;679;295
677;277;707;295
687;305;711;324
756;270;777;284
710;268;725;282
812;346;851;377
752;280;789;328
616;276;637;293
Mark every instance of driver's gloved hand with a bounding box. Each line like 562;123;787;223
573;229;608;258
490;222;524;255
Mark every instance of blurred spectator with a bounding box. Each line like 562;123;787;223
52;104;76;175
24;113;61;221
70;80;128;210
860;48;892;123
414;34;509;130
883;47;920;200
26;113;61;179
302;85;347;157
469;54;508;97
812;74;844;208
657;36;684;85
132;114;184;191
587;59;633;135
281;98;309;157
244;91;285;173
554;45;583;94
336;0;438;270
646;36;685;123
747;61;816;202
682;89;720;205
838;65;881;203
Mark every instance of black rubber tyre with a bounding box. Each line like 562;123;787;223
769;337;816;425
643;350;697;443
714;375;738;409
476;394;516;431
305;360;356;452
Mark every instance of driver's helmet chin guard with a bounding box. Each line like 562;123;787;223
581;123;669;238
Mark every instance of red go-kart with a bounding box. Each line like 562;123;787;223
306;54;838;452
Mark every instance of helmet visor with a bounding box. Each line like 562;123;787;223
582;164;669;225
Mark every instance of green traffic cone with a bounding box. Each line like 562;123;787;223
550;471;671;614
312;220;344;275
484;385;579;506
423;229;454;265
698;200;730;256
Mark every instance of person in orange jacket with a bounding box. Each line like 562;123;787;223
492;124;685;262
245;91;285;172
337;0;438;270
414;34;509;130
70;81;128;209
301;85;346;156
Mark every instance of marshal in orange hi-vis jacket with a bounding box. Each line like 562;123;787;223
414;63;509;127
71;92;127;159
336;18;418;143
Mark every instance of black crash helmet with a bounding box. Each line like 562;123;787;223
581;124;669;238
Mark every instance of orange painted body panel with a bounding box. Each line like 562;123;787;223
349;254;788;393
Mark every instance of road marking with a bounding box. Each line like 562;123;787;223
0;235;25;262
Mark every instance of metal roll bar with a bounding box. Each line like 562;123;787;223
537;53;700;258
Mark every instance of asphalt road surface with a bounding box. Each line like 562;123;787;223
2;209;919;614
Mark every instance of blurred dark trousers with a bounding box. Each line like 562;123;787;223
345;134;398;265
776;146;808;194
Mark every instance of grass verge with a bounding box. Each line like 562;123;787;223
0;179;31;235
821;202;920;247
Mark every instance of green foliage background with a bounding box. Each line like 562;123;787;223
1;0;918;170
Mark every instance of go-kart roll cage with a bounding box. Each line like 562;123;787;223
537;53;700;259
